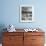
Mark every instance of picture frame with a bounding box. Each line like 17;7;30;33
20;5;34;22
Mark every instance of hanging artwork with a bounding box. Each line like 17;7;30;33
20;5;34;22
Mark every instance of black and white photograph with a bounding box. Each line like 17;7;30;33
20;5;34;22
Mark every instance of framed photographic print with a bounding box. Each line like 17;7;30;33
20;5;34;22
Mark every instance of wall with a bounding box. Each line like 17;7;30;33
0;0;46;29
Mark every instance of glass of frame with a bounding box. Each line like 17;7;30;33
20;5;34;22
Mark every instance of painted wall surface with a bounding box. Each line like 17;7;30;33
0;0;46;29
